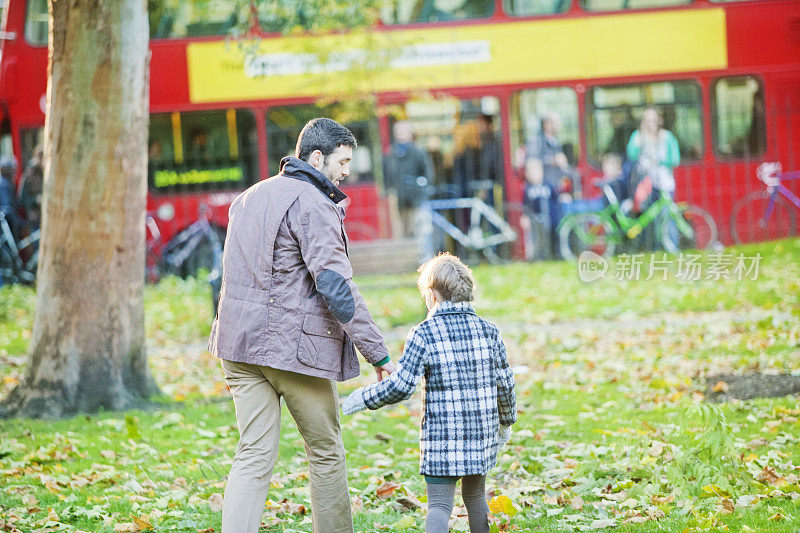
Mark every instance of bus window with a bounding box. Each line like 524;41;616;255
587;80;703;163
510;87;580;199
25;0;48;46
149;0;241;39
265;105;380;184
381;0;494;25
713;76;765;159
148;109;257;193
395;96;503;200
581;0;691;11
504;0;569;17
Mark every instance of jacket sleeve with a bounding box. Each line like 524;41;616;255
295;195;390;366
626;130;641;162
662;131;681;169
495;334;517;427
362;327;426;410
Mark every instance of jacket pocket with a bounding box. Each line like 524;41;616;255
297;313;345;372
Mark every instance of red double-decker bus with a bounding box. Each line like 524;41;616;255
2;0;798;263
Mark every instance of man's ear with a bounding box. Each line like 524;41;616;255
309;150;324;170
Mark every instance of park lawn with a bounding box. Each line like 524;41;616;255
0;238;798;532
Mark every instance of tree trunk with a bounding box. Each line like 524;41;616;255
0;0;155;418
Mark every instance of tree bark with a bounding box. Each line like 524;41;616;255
0;0;155;418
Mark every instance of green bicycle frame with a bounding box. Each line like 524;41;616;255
560;190;694;244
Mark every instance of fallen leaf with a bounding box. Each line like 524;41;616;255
208;493;224;512
376;481;400;499
397;495;423;509
131;515;153;531
570;496;584;510
712;381;729;392
589;518;616;529
488;495;518;516
100;450;117;460
114;523;138;533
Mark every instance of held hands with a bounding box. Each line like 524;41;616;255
341;387;367;415
497;425;512;449
375;360;396;382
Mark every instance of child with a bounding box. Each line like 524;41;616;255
342;253;517;533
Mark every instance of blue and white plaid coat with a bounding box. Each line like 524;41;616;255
361;301;516;476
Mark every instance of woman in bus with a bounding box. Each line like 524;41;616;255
626;106;680;212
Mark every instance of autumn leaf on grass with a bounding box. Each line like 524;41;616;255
131;515;153;531
589;518;617;529
208;493;224;512
114;524;139;533
488;495;518;516
376;480;401;499
701;484;731;499
712;381;729;392
756;466;786;487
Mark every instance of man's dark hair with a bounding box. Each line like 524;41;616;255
295;118;357;162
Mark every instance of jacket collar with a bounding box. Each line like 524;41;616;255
427;301;476;319
279;156;348;204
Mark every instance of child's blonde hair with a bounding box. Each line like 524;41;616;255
417;253;475;303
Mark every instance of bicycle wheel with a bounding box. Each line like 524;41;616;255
660;204;718;253
501;202;546;261
559;213;617;261
730;191;796;244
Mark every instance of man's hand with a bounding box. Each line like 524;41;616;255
374;360;396;382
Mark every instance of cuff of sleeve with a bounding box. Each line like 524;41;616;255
342;387;367;415
372;355;391;367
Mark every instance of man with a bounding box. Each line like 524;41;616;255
382;120;433;238
208;118;395;533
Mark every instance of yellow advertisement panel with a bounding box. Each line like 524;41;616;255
187;8;727;104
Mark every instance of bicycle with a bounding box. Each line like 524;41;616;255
730;162;799;244
558;178;718;260
155;207;225;313
0;212;39;285
417;179;518;264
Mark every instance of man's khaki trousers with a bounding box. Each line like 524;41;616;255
220;359;353;533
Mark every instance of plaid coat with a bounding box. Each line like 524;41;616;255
361;301;517;476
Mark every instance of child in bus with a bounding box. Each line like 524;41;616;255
342;253;517;533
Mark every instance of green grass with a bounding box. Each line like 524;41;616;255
1;238;799;532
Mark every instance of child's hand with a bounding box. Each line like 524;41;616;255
341;387;367;415
498;425;512;448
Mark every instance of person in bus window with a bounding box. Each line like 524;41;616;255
477;113;503;209
606;104;637;159
18;146;43;232
626;106;679;211
383;120;434;238
524;111;573;257
188;126;212;164
450;121;481;200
